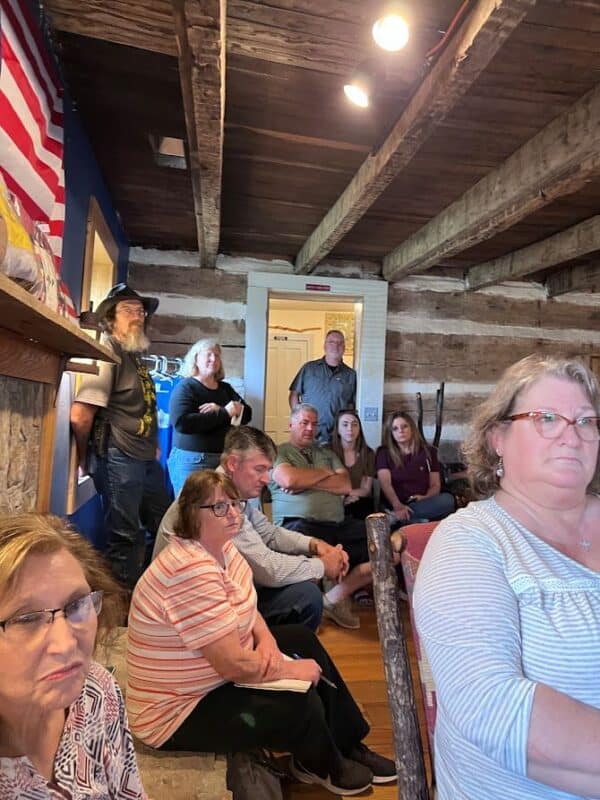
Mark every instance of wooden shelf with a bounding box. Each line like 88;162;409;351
0;272;117;363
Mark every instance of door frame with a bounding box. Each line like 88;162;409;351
245;272;388;449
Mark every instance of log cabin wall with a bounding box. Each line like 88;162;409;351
386;275;600;461
129;251;250;386
129;249;600;461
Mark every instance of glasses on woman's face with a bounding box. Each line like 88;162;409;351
504;411;600;442
197;499;247;517
0;590;103;643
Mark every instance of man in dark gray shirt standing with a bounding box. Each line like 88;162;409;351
289;329;357;444
70;283;170;589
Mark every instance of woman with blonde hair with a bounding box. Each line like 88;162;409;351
0;513;146;799
376;410;454;528
414;354;600;799
168;338;251;496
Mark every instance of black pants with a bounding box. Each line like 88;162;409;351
159;624;369;778
281;516;369;569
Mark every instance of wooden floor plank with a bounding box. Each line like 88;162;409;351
283;603;431;799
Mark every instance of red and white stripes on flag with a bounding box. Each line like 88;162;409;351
0;0;65;269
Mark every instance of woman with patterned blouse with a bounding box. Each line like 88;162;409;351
0;513;146;800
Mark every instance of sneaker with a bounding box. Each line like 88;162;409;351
322;595;360;629
347;743;397;784
353;588;374;606
290;756;372;795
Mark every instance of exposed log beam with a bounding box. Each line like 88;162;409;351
546;262;600;298
383;83;600;282
293;0;535;276
172;0;226;267
42;0;371;75
466;215;600;291
42;0;177;56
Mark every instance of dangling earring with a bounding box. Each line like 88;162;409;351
495;455;504;478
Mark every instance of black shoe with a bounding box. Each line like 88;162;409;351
347;743;397;784
290;755;372;796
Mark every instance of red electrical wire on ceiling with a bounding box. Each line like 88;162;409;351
425;0;472;61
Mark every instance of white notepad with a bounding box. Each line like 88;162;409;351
234;655;311;693
234;677;311;693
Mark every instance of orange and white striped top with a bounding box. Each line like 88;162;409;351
126;536;257;747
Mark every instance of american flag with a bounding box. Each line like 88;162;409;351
0;0;65;269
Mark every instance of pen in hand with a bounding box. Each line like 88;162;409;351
291;653;337;689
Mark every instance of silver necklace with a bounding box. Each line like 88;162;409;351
496;491;592;553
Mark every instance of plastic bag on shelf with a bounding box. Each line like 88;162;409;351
0;173;41;290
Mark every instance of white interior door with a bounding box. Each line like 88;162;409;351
265;333;311;444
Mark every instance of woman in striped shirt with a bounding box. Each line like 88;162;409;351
414;354;600;799
127;469;396;795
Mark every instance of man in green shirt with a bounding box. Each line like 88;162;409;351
270;404;373;628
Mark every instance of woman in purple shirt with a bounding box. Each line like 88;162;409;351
376;411;455;529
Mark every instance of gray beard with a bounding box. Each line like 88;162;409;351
118;328;151;353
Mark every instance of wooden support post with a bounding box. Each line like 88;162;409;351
366;513;430;800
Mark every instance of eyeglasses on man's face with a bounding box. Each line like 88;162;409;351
117;303;147;318
198;499;247;517
503;411;600;442
0;590;103;642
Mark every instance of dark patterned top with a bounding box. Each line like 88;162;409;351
0;662;147;799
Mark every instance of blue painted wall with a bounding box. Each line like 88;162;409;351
57;101;129;541
61;97;130;305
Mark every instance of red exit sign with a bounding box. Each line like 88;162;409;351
305;283;331;292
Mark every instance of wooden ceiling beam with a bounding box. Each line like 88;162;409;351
172;0;226;267
293;0;535;276
546;262;600;298
466;215;600;290
383;83;600;282
42;0;177;56
42;0;377;75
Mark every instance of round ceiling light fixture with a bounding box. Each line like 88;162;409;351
343;62;377;108
343;80;370;108
372;9;410;52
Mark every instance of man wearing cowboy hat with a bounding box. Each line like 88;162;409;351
70;283;170;589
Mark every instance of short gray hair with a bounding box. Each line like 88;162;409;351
463;354;600;498
290;403;319;421
181;338;225;380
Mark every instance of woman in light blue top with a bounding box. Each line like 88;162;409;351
414;354;600;799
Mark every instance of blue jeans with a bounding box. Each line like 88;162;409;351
167;447;221;497
91;447;171;589
408;492;455;521
256;581;323;632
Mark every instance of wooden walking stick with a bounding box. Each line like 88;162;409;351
366;513;430;800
